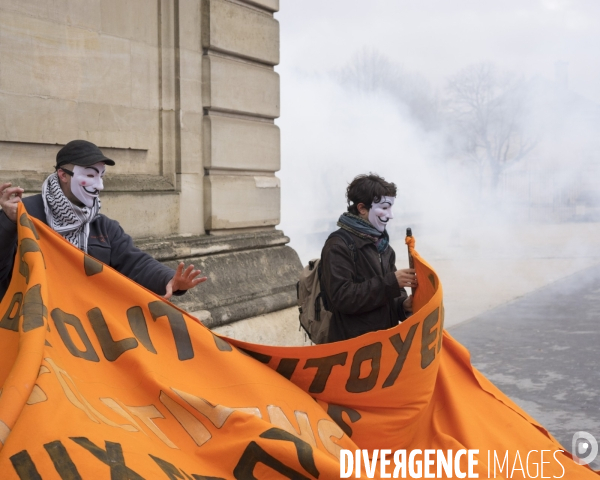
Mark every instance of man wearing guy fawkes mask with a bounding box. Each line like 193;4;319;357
320;173;417;343
0;140;206;301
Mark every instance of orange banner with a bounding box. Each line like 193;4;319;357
0;203;597;479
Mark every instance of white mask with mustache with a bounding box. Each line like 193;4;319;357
368;196;395;232
70;163;106;207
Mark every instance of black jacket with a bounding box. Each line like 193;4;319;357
321;229;408;342
0;194;176;301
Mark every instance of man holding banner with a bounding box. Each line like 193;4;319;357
0;140;206;302
321;173;418;342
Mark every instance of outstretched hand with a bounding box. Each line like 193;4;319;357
0;183;24;223
164;262;207;300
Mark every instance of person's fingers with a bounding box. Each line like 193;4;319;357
189;276;208;287
0;193;22;222
175;262;185;276
0;183;12;196
0;186;22;202
7;186;23;197
182;264;195;278
397;270;416;277
187;269;202;280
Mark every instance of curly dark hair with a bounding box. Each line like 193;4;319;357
346;173;397;215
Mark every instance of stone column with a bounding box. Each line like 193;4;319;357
164;0;302;327
201;0;281;234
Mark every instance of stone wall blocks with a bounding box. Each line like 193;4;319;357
179;0;202;51
51;0;103;31
180;49;204;113
180;78;204;114
75;103;160;146
1;0;105;26
180;112;203;175
180;48;203;82
79;34;132;106
0;0;51;20
0;95;79;145
0;0;290;325
0;12;137;107
131;42;160;110
101;192;179;238
203;55;279;118
0;142;157;177
0;12;88;100
203;115;280;172
177;173;204;235
204;0;279;65
204;174;280;230
100;0;159;45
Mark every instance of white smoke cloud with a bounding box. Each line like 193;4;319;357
276;2;600;326
278;70;472;264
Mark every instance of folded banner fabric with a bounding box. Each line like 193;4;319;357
0;203;597;479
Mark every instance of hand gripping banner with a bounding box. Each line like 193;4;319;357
0;203;598;479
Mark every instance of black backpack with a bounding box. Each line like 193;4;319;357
296;229;357;344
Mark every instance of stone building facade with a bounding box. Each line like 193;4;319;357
0;0;303;341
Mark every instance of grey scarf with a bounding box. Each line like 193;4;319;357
41;172;100;253
337;212;390;254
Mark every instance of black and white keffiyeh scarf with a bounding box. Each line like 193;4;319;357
41;172;100;253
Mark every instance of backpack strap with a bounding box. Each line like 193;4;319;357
328;228;358;264
319;228;359;312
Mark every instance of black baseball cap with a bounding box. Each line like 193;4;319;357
56;140;115;169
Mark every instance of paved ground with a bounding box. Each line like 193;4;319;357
451;264;600;470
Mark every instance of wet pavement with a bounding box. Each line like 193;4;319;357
451;264;600;470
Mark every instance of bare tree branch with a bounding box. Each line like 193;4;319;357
444;62;537;189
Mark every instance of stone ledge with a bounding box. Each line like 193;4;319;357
239;0;279;13
168;243;302;328
201;290;294;328
136;229;290;260
0;172;175;192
